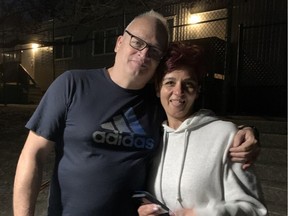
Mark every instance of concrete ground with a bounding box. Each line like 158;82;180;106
0;104;52;216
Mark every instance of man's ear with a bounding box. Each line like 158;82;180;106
114;36;123;52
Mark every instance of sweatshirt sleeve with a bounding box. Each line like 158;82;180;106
194;134;267;216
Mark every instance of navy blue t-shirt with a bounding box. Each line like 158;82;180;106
26;68;164;216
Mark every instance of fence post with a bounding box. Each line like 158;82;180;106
221;0;233;115
234;23;243;113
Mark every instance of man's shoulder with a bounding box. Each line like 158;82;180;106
65;68;105;77
56;68;106;84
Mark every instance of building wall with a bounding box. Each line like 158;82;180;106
21;48;34;79
34;46;54;91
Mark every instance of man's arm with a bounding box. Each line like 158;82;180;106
230;126;261;169
13;131;55;216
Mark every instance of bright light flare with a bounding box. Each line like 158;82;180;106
32;43;40;50
188;14;201;24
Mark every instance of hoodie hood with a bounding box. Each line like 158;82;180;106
162;109;218;133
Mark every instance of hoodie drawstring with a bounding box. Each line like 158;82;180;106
159;129;190;208
176;129;189;207
159;131;168;204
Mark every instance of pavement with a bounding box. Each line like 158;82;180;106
0;104;53;216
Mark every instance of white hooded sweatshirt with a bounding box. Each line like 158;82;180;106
150;109;267;216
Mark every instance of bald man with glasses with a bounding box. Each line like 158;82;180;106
13;10;259;216
124;30;164;61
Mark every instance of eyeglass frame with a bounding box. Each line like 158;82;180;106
124;30;164;61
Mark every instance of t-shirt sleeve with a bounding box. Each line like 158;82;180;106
26;71;74;142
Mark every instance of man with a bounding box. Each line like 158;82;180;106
13;10;259;216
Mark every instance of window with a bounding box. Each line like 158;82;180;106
1;52;17;62
93;28;118;55
55;36;73;59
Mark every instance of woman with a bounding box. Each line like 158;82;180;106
138;42;267;216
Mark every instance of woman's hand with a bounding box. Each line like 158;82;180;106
170;208;196;216
138;204;165;216
138;204;196;216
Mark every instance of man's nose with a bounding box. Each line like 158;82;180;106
138;47;150;58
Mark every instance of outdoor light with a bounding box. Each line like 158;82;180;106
31;43;40;50
188;14;201;24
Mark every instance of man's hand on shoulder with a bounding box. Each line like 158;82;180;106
229;125;261;169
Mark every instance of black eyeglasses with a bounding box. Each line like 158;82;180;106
125;30;163;61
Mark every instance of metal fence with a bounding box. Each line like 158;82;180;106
160;0;286;116
235;22;286;116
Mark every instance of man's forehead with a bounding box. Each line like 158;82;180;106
128;17;158;31
127;17;168;49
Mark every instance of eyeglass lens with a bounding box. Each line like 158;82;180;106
125;30;163;60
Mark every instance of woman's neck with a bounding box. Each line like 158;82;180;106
167;118;184;130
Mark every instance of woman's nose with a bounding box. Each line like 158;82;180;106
173;83;184;95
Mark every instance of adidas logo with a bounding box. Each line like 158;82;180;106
92;108;155;150
92;131;155;149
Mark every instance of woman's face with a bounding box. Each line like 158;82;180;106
159;68;199;124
